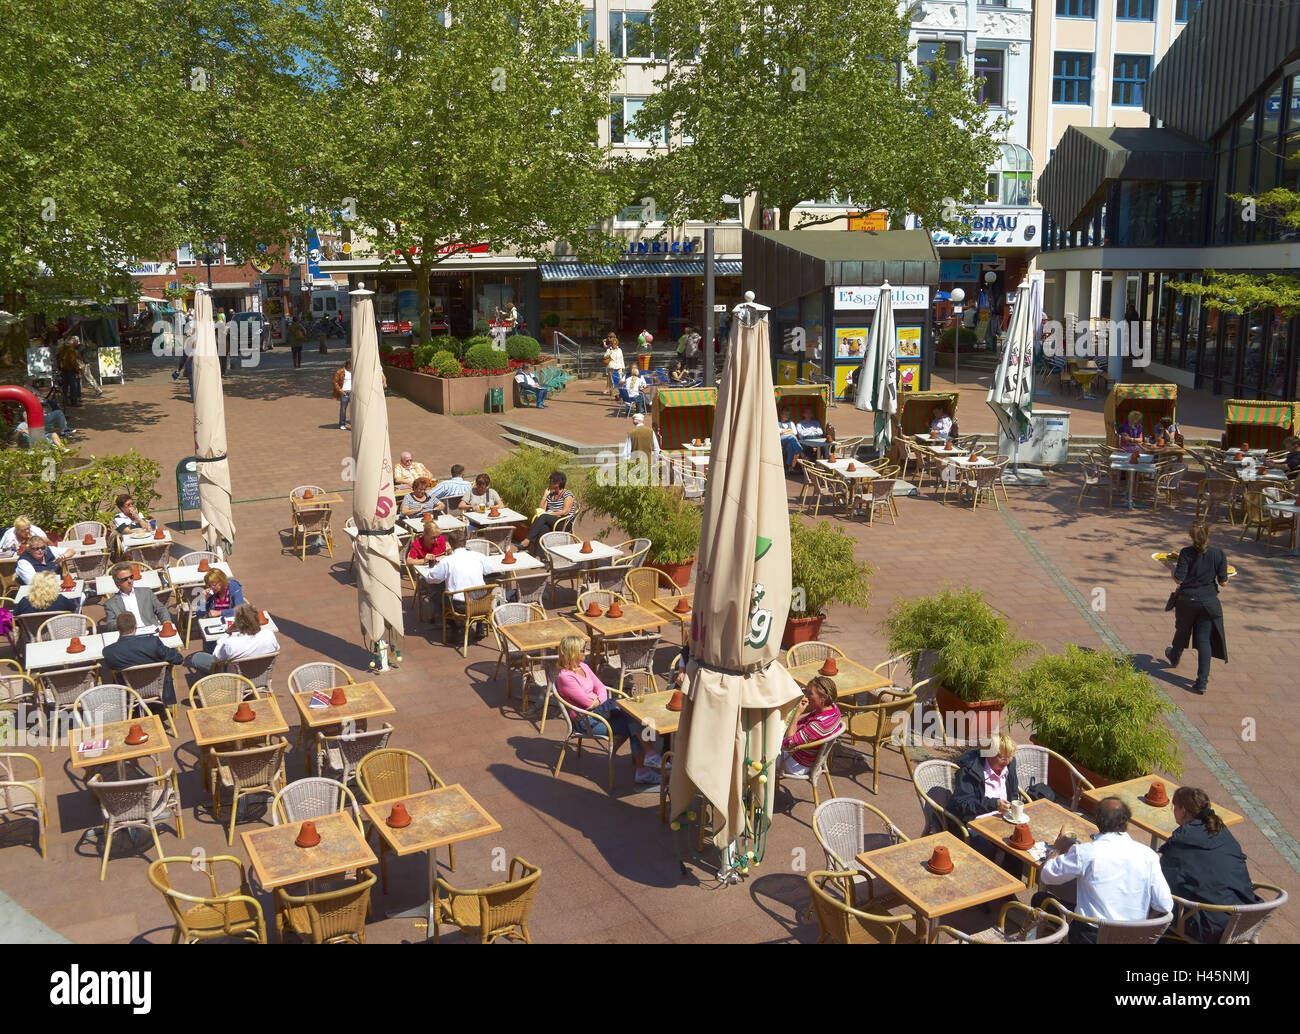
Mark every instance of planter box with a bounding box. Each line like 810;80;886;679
1029;735;1115;808
935;684;1003;743
383;366;516;415
781;614;825;649
647;557;694;588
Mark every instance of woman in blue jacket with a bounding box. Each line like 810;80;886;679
194;568;245;618
1159;786;1258;943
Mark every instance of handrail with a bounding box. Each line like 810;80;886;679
552;331;583;369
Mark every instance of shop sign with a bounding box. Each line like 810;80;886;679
848;211;888;231
620;238;701;256
833;285;930;310
393;242;490;257
929;207;1042;248
127;261;175;276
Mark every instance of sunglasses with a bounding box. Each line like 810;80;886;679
115;574;135;583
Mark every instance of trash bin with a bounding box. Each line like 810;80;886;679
637;353;651;371
999;408;1070;466
488;386;505;413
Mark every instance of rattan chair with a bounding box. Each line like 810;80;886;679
189;673;261;708
808;469;849;516
1240;490;1295;552
1152;464;1187;510
287;662;355;698
224;650;280;696
36;663;100;752
127;542;172;569
959;464;1001;510
1195;478;1240;525
1168;883;1288;944
68;520;107;541
1040;898;1172;944
63;549;111;583
147;855;266;943
580;562;628;594
272;776;363;831
492;602;545;705
1076;459;1104;506
315;723;393;785
15;609;67;645
433;856;541;944
275;869;376;944
501;570;549;609
621;566;681;605
605;630;660;697
441;585;496;657
35;613;95;642
0;662;40;709
0;751;47;858
829;435;867;462
175;550;221;568
860;477;898;525
911;758;970;841
114;662;180;736
811;797;908;910
1011;743;1094;811
539;531;581;606
292;503;334;561
88;768;185;880
931;901;1069;944
775;720;845;812
613;537;652;569
837;688;920;795
210;737;289;845
73;683;149;730
464;538;504;557
469;524;515;551
807;870;918;944
356;748;454;891
785;641;846;668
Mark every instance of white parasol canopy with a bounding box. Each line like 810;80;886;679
853;283;897;455
191;287;235;556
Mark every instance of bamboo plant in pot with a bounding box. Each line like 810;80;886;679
784;515;873;647
882;588;1035;741
1006;644;1182;795
581;472;702;585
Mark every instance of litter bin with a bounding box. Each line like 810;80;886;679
999;408;1070;466
488;386;505;414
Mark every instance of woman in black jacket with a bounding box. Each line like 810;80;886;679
1159;786;1258;943
950;732;1021;823
1164;521;1228;694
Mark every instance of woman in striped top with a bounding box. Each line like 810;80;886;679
519;471;576;556
780;676;842;775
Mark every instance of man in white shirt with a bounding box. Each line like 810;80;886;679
394;452;433;488
424;545;499;636
1036;797;1174;943
622;370;649;413
929;405;954;440
795;412;828;460
514;363;549;408
0;516;47;554
103;563;172;627
431;464;474;502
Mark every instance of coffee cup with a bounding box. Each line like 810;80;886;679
1008;800;1027;823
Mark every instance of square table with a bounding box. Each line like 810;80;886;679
786;659;891;700
199;613;281;648
574;601;670;638
481;551;545;577
187;695;290;749
291;492;344;508
617;690;682;739
26;629;184;672
856;831;1026;941
818;457;880;480
362;784;501;938
968;799;1100;889
242;810;378;890
498;616;586;653
549;541;623;567
167;561;233;589
648;594;693;642
291;679;395;773
70;713;172;775
1109;453;1159;509
60;536;108;558
14;580;86;604
1081;776;1244;846
685;454;711;469
465;507;527;527
404;514;467;535
119;528;174;551
94;569;163;596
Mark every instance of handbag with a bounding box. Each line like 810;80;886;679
1164;588;1180;612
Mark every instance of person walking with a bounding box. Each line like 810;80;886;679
333;358;353;430
1164;521;1229;694
288;315;307;368
603;333;625;397
56;337;83;408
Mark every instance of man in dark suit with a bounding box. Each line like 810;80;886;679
103;563;171;627
102;613;185;706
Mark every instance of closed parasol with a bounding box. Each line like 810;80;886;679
853;282;897;456
191;287;235;556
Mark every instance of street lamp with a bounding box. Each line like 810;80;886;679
984;269;998;350
950;287;965;387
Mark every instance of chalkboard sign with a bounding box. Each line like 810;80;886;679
176;456;200;526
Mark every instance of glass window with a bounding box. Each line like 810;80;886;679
1116;0;1154;20
974;49;1004;107
918;40;961;79
1264;311;1289;398
177;243;196;266
1056;0;1095;14
1112;55;1150;107
1286;74;1300;133
1163;181;1203;246
610;96;665;147
1175;0;1202;21
1052;52;1092;104
610;11;653;60
1001;171;1032;206
1218;311;1241;392
1116;182;1160;246
1241;309;1268;395
1262;81;1284;140
565;9;596;58
1200;307;1220;387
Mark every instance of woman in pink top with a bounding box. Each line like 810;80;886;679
780;676;843;776
555;636;661;785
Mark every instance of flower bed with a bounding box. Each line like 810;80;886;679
380;352;554;377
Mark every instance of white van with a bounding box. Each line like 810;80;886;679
309;289;348;320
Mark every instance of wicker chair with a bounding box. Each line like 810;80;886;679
36;613;96;642
292;504;334;561
433;857;541;944
271;776;363;831
605;630;660;697
811;797;908;909
36;664;100;752
175;550;221;568
931;902;1069;944
1240;490;1295;552
68;520;107;541
1076;459;1105;506
1011;743;1094;811
469;524;515;551
775;720;845;812
613;538;652;569
829;434;867;462
127;542;172;569
0;751;47;858
546;659;629;792
356;748;454;891
63;549;111;583
911;759;970;841
1152;464;1187;510
501;570;549;609
189;673;261;707
1040;898;1172;944
837;689;919;795
464;538;504;557
492;602;545;705
287;662;355;698
580;563;628;594
224;650;280;696
147;855;266;944
808;469;850;516
622;566;681;606
441;585;497;657
88;768;185;881
0;663;40;709
1168;883;1288;944
785;641;846;668
210;737;289;845
275;870;376;944
1195;478;1240;525
114;662;180;737
807;870;918;944
13;609;69;646
860;477;898;525
315;723;393;785
959;464;1001;510
73;683;149;729
539;531;581;606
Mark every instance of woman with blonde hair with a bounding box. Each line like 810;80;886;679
553;635;661;785
12;570;81;615
1165;521;1229;694
194;567;245;619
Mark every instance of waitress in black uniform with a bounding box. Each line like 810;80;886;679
1165;521;1229;694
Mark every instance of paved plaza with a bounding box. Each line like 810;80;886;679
1;345;1296;943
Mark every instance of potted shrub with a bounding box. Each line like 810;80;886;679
882;588;1035;740
784;515;873;647
937;326;978;352
1007;644;1182;794
486;445;575;541
581;473;701;585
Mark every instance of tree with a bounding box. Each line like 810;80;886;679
626;0;1005;232
287;0;628;344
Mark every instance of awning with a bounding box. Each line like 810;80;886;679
540;260;742;281
1225;400;1298;427
656;387;716;408
1112;383;1177;400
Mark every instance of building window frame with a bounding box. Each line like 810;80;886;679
177;243;196;267
609;10;654;61
1112;54;1151;107
563;8;597;59
1052;52;1093;105
974;48;1005;108
1174;0;1201;22
1056;0;1095;16
610;95;666;148
917;39;962;80
1115;0;1154;21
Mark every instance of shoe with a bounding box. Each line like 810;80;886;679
339;424;347;430
1190;680;1207;694
643;752;663;771
634;767;662;785
1164;647;1181;668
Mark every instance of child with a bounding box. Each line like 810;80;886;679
780;676;843;776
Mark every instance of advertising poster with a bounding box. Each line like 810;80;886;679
896;326;922;359
898;362;921;393
97;346;124;383
26;346;53;380
834;361;860;399
775;359;799;386
261;278;285;343
835;327;870;360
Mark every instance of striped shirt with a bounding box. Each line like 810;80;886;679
782;705;842;768
543;489;575;514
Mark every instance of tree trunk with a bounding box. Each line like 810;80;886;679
415;262;431;346
776;201;795;231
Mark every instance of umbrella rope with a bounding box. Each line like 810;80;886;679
191;454;228;463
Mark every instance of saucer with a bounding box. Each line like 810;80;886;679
1001;812;1029;825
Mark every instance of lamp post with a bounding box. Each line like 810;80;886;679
983;269;998;350
950;287;965;388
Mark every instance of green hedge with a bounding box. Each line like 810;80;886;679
429;333;461;358
464;341;509;370
504;334;541;360
430;350;461;377
938;327;978;350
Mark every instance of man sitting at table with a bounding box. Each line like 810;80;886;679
103;562;172;627
431;464;473;503
950;733;1022;823
1117;410;1147;448
394;451;433;488
929;405;954;440
15;537;74;585
1033;797;1174;944
102;612;185;706
423;542;500;636
399;477;445;520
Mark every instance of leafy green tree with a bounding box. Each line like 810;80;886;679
626;0;1005;231
286;0;628;344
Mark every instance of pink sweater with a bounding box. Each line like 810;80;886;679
782;705;843;768
556;663;608;712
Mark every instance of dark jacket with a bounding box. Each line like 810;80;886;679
102;632;185;706
951;747;1020;823
13;594;79;616
1158;819;1258;943
1173;546;1229;662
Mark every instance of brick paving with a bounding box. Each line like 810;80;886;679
0;346;1295;943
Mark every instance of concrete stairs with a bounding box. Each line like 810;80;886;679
497;420;620;467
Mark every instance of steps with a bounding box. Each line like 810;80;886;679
497;420;620;467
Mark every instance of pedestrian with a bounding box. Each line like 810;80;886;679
288;315;307;368
56;337;82;407
684;325;701;373
332;358;353;430
1164;520;1229;695
317;315;329;354
603;333;625;397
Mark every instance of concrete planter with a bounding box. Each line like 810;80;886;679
383;366;516;415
